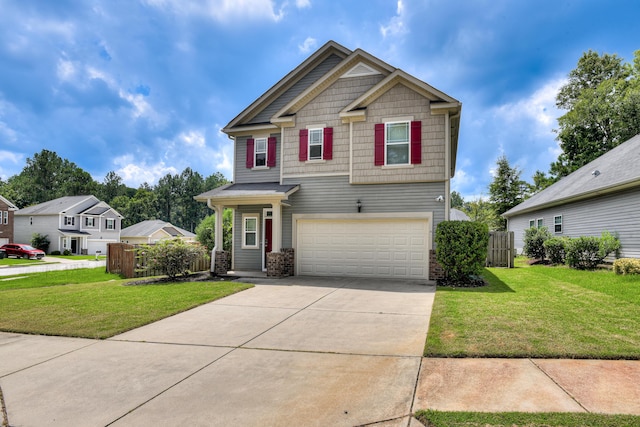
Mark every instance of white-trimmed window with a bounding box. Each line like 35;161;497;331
242;214;259;249
2;211;7;225
308;128;323;160
254;138;267;168
554;215;563;234
85;217;95;227
105;218;115;230
529;219;535;228
64;216;75;226
536;218;544;229
385;121;410;165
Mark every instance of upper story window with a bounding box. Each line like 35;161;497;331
2;211;7;225
554;215;563;233
374;120;421;166
64;216;75;226
246;137;276;168
85;217;95;227
299;127;333;161
105;218;115;230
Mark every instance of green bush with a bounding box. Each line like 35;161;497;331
137;238;209;280
543;237;568;264
523;227;551;260
565;236;601;269
63;250;72;256
613;258;640;275
435;221;489;284
50;251;61;256
31;233;50;253
599;231;621;260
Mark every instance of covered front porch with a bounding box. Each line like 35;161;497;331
58;230;92;254
195;182;299;277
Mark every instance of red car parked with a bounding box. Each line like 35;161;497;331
0;243;46;260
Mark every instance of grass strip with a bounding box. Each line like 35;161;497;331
415;410;640;427
0;267;122;291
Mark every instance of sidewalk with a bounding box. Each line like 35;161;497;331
0;257;106;276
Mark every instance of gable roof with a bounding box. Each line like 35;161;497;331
120;220;195;239
504;133;640;217
0;195;18;210
16;195;100;215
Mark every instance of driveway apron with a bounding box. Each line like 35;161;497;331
0;276;435;427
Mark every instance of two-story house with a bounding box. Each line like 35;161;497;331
196;41;461;280
14;195;123;254
0;195;18;245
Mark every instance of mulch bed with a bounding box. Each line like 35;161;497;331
125;272;226;286
436;275;487;288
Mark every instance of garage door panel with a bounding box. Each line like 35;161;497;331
296;218;429;279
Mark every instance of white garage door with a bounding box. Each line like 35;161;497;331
87;240;109;255
296;218;429;279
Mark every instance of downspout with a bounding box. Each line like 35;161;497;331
444;111;451;221
206;198;218;273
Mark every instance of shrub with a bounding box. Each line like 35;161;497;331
523;227;551;260
544;237;568;264
565;236;601;269
63;250;72;256
613;258;640;275
31;233;50;253
50;251;61;256
599;231;621;260
435;221;489;284
136;238;209;280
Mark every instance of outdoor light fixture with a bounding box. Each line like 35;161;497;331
356;199;362;213
435;195;444;202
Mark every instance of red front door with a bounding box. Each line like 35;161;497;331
264;218;273;265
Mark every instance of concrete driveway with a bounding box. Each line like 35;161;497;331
0;276;434;427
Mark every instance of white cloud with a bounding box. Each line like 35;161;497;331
0;149;24;180
179;130;206;148
380;0;408;38
295;0;311;8
298;37;317;54
56;58;77;81
144;0;286;22
114;155;178;187
451;168;473;189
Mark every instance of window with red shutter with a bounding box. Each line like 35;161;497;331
246;138;255;169
299;129;308;161
267;137;276;167
323;127;333;160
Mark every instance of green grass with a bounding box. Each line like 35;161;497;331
0;267;121;291
0;257;44;266
0;269;252;339
425;260;640;358
415;410;640;427
48;255;106;261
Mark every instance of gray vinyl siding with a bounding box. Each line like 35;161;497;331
507;186;640;258
248;53;344;125
234;134;281;184
14;215;63;252
233;205;270;270
281;175;446;248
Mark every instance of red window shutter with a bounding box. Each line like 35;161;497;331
267;137;277;167
323;127;333;160
411;120;422;164
374;123;385;166
299;129;308;161
246;138;254;169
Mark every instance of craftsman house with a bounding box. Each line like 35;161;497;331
196;41;462;279
14;195;123;254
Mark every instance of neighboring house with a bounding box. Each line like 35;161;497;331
0;195;18;245
196;41;462;280
120;220;196;245
14;195;123;254
504;133;640;258
450;208;471;221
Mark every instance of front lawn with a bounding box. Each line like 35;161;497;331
415;410;640;427
0;268;252;339
0;257;45;266
425;260;640;359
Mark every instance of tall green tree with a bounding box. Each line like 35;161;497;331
552;50;640;178
99;171;129;203
489;155;527;231
450;191;464;209
462;198;499;230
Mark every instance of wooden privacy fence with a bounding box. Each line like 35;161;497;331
486;231;515;268
106;243;210;278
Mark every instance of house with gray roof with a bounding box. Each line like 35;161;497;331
503;133;640;258
14;195;123;254
195;41;462;279
120;220;196;245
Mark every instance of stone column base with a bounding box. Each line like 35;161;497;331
267;248;295;278
214;251;229;276
429;249;445;281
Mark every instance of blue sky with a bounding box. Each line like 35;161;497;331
0;0;638;200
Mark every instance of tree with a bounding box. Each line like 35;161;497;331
528;170;555;194
462;198;499;230
99;171;128;203
551;50;640;178
450;191;464;209
195;209;233;252
488;156;527;231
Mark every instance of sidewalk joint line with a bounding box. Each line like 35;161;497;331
528;358;590;413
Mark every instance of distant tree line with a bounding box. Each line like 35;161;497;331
0;149;228;231
454;49;640;231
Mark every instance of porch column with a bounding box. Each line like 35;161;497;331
271;201;282;252
214;205;224;251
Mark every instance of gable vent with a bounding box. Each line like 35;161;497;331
341;62;381;78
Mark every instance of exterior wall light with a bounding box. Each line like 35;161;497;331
356;199;362;213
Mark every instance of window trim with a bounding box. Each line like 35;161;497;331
85;217;95;227
554;215;563;234
2;211;7;225
105;218;115;230
536;218;544;229
529;219;535;228
242;214;259;249
64;216;75;226
254;137;267;168
385;121;410;166
307;128;324;161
